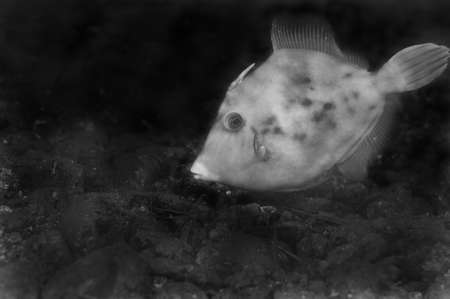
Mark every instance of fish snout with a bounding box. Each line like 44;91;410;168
190;160;220;182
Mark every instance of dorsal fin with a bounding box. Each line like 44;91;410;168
337;95;400;180
343;52;369;69
271;15;344;58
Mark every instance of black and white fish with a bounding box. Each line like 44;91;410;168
191;16;449;191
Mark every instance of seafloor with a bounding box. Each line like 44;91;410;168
0;0;450;298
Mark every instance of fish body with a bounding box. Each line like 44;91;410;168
191;16;449;191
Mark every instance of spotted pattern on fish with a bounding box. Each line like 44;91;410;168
310;101;338;132
302;98;313;107
290;74;312;85
337;93;356;117
260;115;285;135
343;72;353;78
325;118;338;130
262;115;276;126
347;106;356;115
323;102;335;110
286;98;297;106
313;114;337;130
293;132;307;142
273;126;283;134
281;65;314;110
286;97;313;108
262;126;285;135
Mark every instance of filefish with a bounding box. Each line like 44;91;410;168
190;16;449;191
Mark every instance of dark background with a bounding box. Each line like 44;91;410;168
0;0;449;134
0;0;449;192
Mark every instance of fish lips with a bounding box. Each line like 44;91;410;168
190;160;220;182
252;128;271;161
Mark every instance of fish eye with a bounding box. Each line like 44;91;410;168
223;112;245;132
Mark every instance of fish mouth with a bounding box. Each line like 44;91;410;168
252;127;271;161
190;161;219;182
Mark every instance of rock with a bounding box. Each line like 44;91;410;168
274;284;327;299
154;236;192;259
308;280;327;294
297;233;328;258
141;230;282;288
423;243;450;275
140;249;197;281
35;229;72;267
327;259;399;297
11;142;57;192
52;120;108;160
350;290;378;299
128;192;211;222
111;145;169;190
365;186;425;219
197;232;281;287
25;188;64;224
50;158;84;192
154;282;207;299
0;208;30;232
211;286;279;299
425;270;450;299
0;167;14;191
235;283;275;299
408;292;423;299
51;120;110;191
42;243;152;299
211;289;235;299
0;261;39;299
60;194;103;253
60;192;125;254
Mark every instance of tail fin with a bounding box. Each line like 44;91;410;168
376;43;449;93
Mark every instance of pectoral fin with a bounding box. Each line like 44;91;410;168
337;95;400;181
